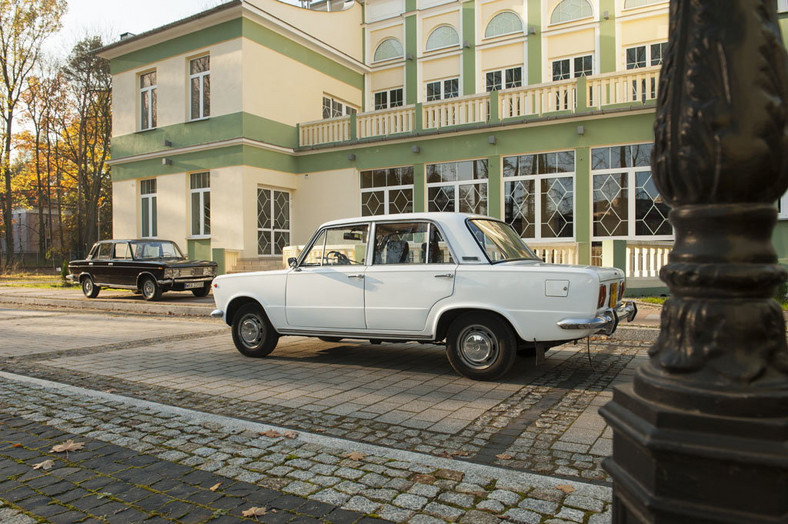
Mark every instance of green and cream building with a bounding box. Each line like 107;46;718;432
99;0;788;293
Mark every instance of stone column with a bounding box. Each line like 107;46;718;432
600;1;788;522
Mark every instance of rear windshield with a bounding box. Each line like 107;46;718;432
467;219;540;263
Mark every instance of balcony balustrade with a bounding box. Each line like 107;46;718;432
298;68;662;147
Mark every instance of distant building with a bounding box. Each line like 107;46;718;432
97;0;788;292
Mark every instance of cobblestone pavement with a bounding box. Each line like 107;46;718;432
0;303;659;522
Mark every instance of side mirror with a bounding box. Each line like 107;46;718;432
288;257;298;268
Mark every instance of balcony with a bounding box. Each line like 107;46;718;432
298;66;661;148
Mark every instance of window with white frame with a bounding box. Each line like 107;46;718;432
779;0;788;12
485;66;523;91
778;191;788;220
257;188;290;255
361;167;414;216
373;38;404;62
427;160;488;214
322;96;357;119
425;25;459;51
550;0;593;24
139;71;157;130
626;42;666;100
552;55;593;81
485;11;523;38
426;78;459;101
591;144;672;239
374;88;404;110
140;179;157;238
190;172;210;237
503;151;575;240
189;56;210;120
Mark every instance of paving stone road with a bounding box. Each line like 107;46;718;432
0;290;662;523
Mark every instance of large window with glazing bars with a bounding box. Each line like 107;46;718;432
427;160;488;215
190;172;210;237
140;179;157;238
139;71;157;130
189;56;210;120
504;151;575;240
591;143;672;239
257;188;290;255
361;167;414;216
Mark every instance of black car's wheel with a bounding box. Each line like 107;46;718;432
81;275;100;298
140;276;162;301
191;284;211;297
231;303;279;357
446;312;517;381
318;337;342;343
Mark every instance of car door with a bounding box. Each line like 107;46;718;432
285;223;369;329
89;242;113;284
364;221;457;331
111;241;137;286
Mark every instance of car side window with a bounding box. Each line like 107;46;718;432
373;222;455;265
427;225;455;264
114;243;131;260
95;243;112;260
301;225;368;266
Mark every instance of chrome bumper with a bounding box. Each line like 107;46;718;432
557;301;638;336
157;277;214;286
210;309;224;319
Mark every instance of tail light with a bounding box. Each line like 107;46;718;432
620;280;626;299
597;284;607;308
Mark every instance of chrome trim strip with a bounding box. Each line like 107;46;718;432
276;329;434;341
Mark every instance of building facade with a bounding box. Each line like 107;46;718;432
99;0;788;293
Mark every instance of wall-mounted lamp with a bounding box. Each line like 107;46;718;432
463;40;471;49
161;158;172;166
163;139;172;147
603;10;610;20
528;25;537;35
411;145;420;153
576;125;585;136
488;135;496;145
347;153;356;161
406;53;414;61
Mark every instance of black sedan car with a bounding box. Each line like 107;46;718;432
68;239;218;301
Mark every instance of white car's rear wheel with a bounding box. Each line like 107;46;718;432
231;303;279;357
446;312;517;380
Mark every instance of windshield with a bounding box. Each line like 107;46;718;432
467;219;540;263
131;241;185;260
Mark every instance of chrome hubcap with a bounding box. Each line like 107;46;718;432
240;315;263;346
458;325;497;368
143;281;154;297
84;280;92;293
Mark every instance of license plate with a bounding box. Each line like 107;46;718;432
184;282;204;289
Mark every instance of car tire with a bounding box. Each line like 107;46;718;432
318;337;342;343
191;284;211;297
140;276;162;301
81;276;100;298
446;312;517;380
231;303;279;358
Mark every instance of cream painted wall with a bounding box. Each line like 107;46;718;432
111;39;243;137
155;173;189;243
112;180;138;239
422;11;461;51
369;67;406;93
366;0;404;24
422;55;462;83
480;0;526;33
479;42;524;72
290;168;360;245
620;15;668;48
242;39;362;125
546;27;595;59
370;24;405;57
249;0;363;61
545;0;598;26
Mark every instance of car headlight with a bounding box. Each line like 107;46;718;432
163;268;174;279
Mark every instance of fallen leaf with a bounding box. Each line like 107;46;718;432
496;453;512;460
258;430;282;438
32;459;55;470
103;389;116;393
209;482;222;492
283;431;298;439
411;473;437;484
13;443;21;448
556;484;576;494
314;428;326;433
344;451;366;461
242;506;269;517
50;440;85;453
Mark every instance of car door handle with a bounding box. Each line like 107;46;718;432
434;273;454;279
347;274;364;279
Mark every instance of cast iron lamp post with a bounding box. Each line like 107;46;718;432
600;1;788;522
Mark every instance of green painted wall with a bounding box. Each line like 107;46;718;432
575;146;591;265
527;1;542;85
599;0;617;73
405;14;418;104
188;238;212;261
773;220;788;264
462;1;476;96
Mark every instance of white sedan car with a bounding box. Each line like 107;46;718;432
210;213;636;380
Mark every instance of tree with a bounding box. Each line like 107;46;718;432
0;0;66;269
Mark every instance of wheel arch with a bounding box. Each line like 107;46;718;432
225;296;266;327
136;271;159;290
434;307;522;343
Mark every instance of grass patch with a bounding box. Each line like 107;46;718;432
637;296;667;306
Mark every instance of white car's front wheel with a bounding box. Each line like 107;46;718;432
446;312;517;380
231;303;279;357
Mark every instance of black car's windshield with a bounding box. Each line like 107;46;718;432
467;219;540;263
131;241;185;260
